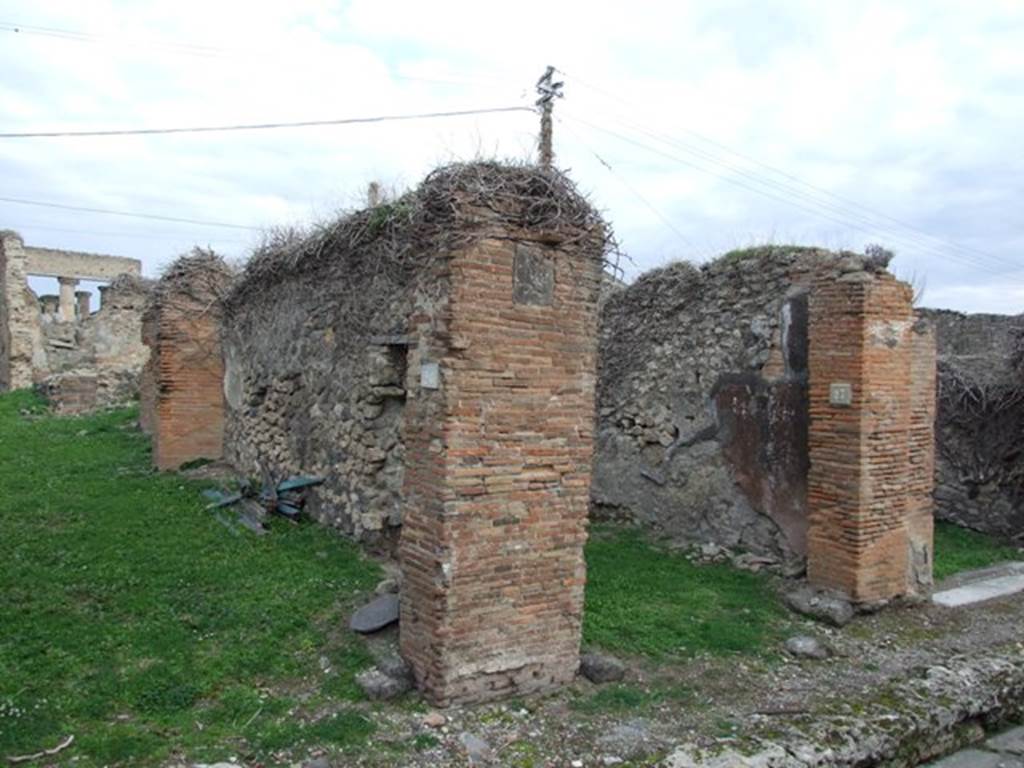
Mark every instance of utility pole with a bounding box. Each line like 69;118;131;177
535;66;564;169
367;181;382;207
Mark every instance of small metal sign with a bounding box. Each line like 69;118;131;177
420;361;440;390
829;382;853;406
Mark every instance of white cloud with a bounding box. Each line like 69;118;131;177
0;0;1020;313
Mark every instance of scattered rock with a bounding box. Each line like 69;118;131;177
783;585;854;627
422;711;447;728
731;553;778;573
986;725;1024;755
580;652;626;683
375;653;413;683
596;719;654;759
304;758;331;768
355;667;410;700
349;593;400;633
784;635;830;660
700;542;723;559
459;732;493;765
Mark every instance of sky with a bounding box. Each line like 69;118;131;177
0;0;1021;313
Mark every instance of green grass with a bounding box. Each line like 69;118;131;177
583;527;788;658
0;389;798;765
0;391;381;767
933;520;1023;582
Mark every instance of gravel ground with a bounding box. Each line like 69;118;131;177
189;581;1024;768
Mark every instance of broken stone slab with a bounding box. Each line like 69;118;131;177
580;652;626;683
924;748;1021;767
783;585;854;627
350;593;399;633
459;732;493;765
987;725;1024;755
664;743;793;767
783;635;830;660
375;653;413;684
355;667;411;700
596;719;655;759
933;564;1024;608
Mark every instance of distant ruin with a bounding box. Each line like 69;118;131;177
0;230;150;412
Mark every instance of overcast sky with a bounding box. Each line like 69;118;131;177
1;0;1021;313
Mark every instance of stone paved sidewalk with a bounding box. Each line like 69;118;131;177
926;724;1024;767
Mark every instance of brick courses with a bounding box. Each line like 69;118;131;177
143;253;231;470
399;221;603;705
807;270;934;603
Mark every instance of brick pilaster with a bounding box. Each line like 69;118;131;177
399;227;602;705
807;271;933;602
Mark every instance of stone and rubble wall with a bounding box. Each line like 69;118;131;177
919;308;1024;539
143;251;232;470
222;236;426;548
1;229;150;411
223;162;606;705
36;275;153;413
0;231;47;389
594;247;877;568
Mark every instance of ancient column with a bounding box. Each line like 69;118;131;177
58;277;79;322
40;295;60;319
75;290;91;320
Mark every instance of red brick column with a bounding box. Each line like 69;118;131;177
144;256;230;470
807;271;933;603
399;232;602;706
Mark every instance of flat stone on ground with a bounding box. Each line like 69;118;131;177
933;566;1024;608
459;732;493;765
349;593;399;633
783;585;854;627
988;725;1024;755
925;748;1023;767
355;667;410;700
784;635;830;660
595;719;653;758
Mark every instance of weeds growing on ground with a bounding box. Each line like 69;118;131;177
0;391;380;766
583;526;789;658
933;521;1023;582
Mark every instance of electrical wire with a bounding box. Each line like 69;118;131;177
0;21;525;92
0;106;535;139
581;110;1015;275
562;113;1014;278
0;195;261;230
555;116;697;254
11;221;249;242
557;67;1020;273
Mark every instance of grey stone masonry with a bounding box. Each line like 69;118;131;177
924;724;1024;766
